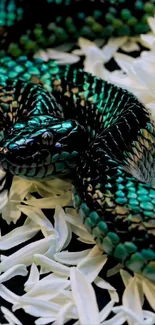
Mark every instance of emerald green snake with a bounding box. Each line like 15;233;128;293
0;0;155;281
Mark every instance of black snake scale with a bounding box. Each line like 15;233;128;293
0;0;155;280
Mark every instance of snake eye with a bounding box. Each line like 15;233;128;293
42;131;53;145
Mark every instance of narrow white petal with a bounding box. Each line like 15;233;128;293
121;41;140;52
0;264;27;283
1;306;22;325
108;290;119;303
0;223;39;250
70;224;93;241
77;235;95;244
0;284;20;304
35;317;56;325
93;61;111;80
143;310;155;324
77;255;107;283
120;269;133;287
0;189;9;214
34;49;79;65
13;298;60;318
142;278;155;311
107;263;124;277
19;205;54;231
54;206;72;251
134;274;144;307
140;34;155;48
52;302;75;325
70;267;100;325
0;234;57;272
24;263;40;291
24;277;70;300
113;305;143;324
122;277;143;323
133;61;155;91
25;192;71;208
99;300;115;322
101;312;127;325
87;245;103;257
114;52;135;75
54;249;91;265
94;276;116;291
33;254;70;277
102;37;128;62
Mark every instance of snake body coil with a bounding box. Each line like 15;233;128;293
0;0;155;280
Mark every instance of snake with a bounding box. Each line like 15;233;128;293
0;0;155;281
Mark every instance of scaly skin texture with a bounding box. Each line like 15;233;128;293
0;1;155;280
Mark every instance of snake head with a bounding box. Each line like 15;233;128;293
0;115;87;179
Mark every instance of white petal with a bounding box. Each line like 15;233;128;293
54;206;72;251
77;254;107;283
99;300;115;322
34;49;79;65
24;263;40;291
0;234;57;272
33;254;70;277
120;269;133;287
0;223;39;250
122;276;143;323
108;290;119;303
1;306;22;325
94;276;116;291
133;60;155;91
121;40;140;52
101;312;126;325
34;178;71;197
85;245;101;257
70;224;92;240
18;205;54;232
54;249;91;265
0;264;27;283
52;302;75;325
102;37;128;62
113;305;143;324
142;277;155;311
92;61;111;80
24;193;71;209
13;298;60;318
24;277;69;300
106;263;124;277
70;267;100;325
114;52;135;75
0;190;10;216
35;317;56;325
77;235;95;244
140;34;155;48
0;284;20;304
143;310;155;324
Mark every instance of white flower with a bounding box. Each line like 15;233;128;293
109;51;155;120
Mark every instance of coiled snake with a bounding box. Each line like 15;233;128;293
0;0;155;280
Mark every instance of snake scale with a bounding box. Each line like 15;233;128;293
0;0;155;281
